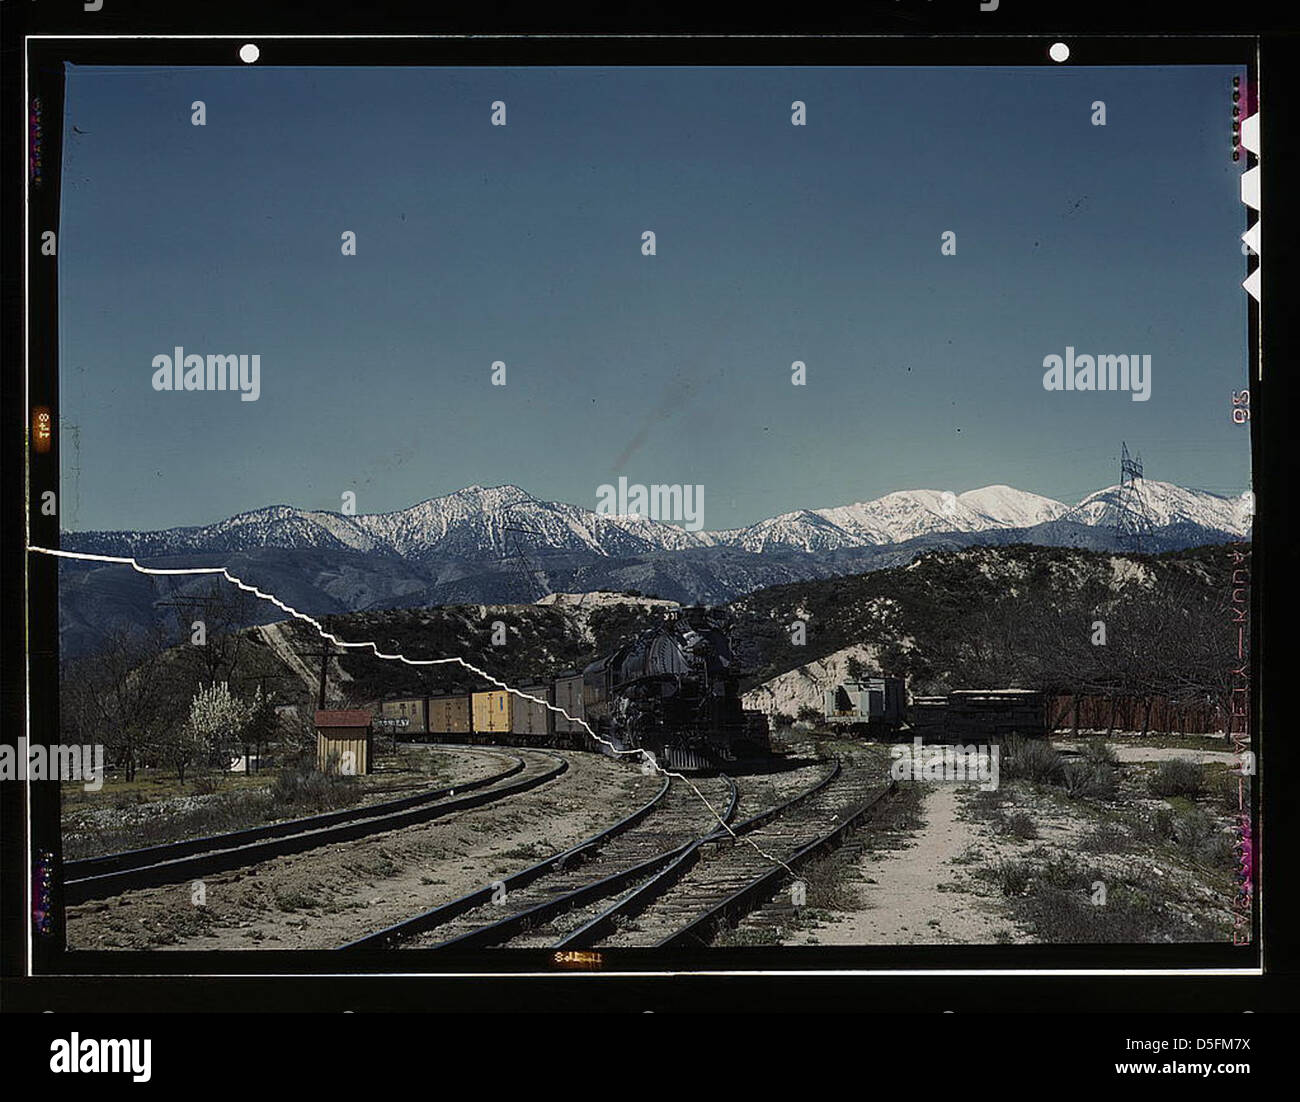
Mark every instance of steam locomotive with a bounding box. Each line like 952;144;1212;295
580;606;770;771
379;606;770;771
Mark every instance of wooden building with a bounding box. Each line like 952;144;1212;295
1048;693;1225;735
315;709;374;774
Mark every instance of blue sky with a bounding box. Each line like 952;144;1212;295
58;64;1252;532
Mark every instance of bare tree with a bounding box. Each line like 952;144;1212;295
61;624;173;782
167;579;258;691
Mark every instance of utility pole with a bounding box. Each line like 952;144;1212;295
235;671;291;774
293;644;335;711
293;617;340;712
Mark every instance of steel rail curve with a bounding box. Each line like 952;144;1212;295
65;749;566;903
418;775;741;951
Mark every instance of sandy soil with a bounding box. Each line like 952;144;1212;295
771;737;1240;946
67;750;659;951
780;784;1022;945
1055;742;1240;765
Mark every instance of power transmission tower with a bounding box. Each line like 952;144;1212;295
498;498;553;601
1114;442;1155;553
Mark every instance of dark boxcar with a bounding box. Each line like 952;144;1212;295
552;672;587;745
511;683;554;741
945;690;1046;738
823;677;906;732
909;695;949;735
379;696;427;737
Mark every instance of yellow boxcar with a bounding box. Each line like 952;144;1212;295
429;694;472;735
472;690;513;735
380;696;427;735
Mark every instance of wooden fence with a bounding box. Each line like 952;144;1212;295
1048;694;1227;735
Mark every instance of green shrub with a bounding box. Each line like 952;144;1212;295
271;766;360;812
979;858;1032;896
1080;740;1119;767
1147;758;1205;799
1214;773;1250;814
997;810;1038;840
1147;806;1177;842
1079;821;1133;853
1062;760;1119;801
1002;737;1065;785
965;788;1007;820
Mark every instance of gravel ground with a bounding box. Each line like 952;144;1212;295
738;738;1244;946
61;744;513;860
66;749;659;950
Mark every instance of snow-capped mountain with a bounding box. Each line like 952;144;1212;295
731;486;1073;552
66;485;717;562
1059;480;1251;536
64;479;1249;561
709;481;1246;553
55;478;1248;656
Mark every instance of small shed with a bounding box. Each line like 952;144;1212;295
315;709;374;775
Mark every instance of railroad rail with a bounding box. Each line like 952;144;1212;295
65;748;565;904
555;758;843;948
341;772;738;950
591;762;896;949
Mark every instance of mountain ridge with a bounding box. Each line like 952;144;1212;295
55;479;1249;657
63;478;1250;559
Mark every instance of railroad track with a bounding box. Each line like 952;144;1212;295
65;747;565;904
587;759;896;949
553;758;843;948
342;772;739;951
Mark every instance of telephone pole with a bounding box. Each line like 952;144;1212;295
293;616;341;711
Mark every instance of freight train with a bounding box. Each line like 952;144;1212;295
376;607;770;771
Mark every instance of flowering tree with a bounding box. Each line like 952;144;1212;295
174;682;256;781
